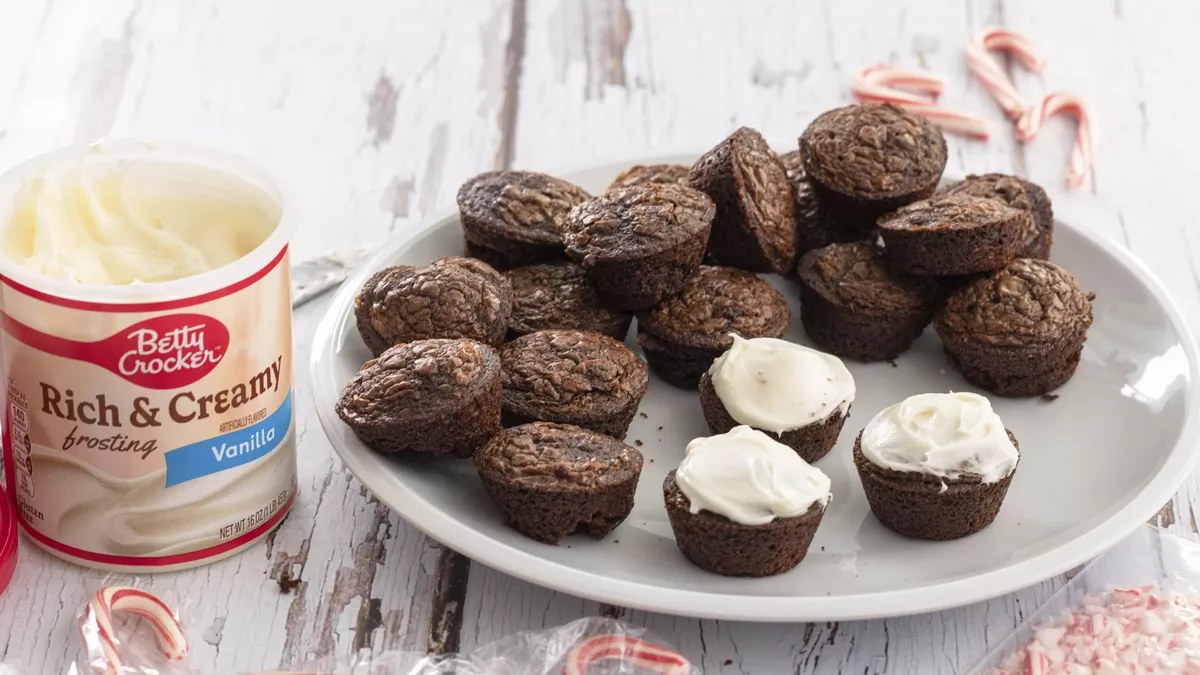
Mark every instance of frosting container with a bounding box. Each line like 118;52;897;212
0;140;296;571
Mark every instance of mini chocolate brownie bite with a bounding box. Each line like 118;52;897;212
935;258;1093;397
637;266;790;388
559;184;714;311
354;257;511;357
879;194;1034;276
689;127;797;274
504;262;632;340
500;330;649;438
336;338;501;457
778;150;842;257
797;241;939;361
457;170;591;269
800;103;947;235
853;393;1019;540
474;422;643;544
607;163;691;191
664;427;830;577
940;173;1053;259
699;336;854;463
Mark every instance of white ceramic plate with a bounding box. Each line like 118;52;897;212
310;154;1200;621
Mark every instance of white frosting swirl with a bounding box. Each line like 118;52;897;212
860;392;1018;483
2;155;279;284
709;335;855;434
676;426;831;525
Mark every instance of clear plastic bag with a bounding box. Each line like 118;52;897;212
69;577;200;675
64;580;691;675
248;618;696;675
969;524;1200;674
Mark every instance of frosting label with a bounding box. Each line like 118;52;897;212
0;249;296;568
165;390;293;486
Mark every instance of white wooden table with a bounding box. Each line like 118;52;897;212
1;1;1198;672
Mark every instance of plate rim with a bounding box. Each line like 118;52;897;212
309;153;1200;622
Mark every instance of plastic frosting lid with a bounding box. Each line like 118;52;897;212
0;485;15;595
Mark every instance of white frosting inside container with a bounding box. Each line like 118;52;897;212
860;392;1019;483
676;426;831;525
1;156;279;284
708;335;855;434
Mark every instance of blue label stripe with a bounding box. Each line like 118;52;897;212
164;390;293;487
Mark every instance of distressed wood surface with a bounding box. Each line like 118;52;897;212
0;1;1198;673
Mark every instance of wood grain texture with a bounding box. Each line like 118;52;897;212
0;1;1198;673
0;0;513;672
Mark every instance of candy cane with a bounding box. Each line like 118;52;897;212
851;66;990;139
563;635;690;675
852;66;946;104
81;587;189;675
966;28;1047;119
1016;92;1095;188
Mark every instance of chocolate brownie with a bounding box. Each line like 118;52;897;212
504;262;632;340
796;242;938;361
698;373;849;463
779;150;845;258
689;127;797;274
336;338;501;457
560;184;714;310
935;258;1094;396
458;171;591;269
663;471;824;577
474;422;643;544
637;266;790;388
853;431;1018;540
940;173;1053;259
354;257;512;357
500;330;649;438
878;194;1034;275
800;103;947;235
607;164;691;190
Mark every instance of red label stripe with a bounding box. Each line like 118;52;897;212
19;491;294;567
0;245;288;312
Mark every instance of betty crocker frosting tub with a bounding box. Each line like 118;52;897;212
0;140;296;571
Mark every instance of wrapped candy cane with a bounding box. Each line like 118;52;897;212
563;635;691;675
851;66;990;139
1017;92;1096;188
80;586;189;675
966;28;1047;119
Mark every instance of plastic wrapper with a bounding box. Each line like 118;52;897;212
969;524;1200;674
63;578;692;675
68;577;200;675
249;618;696;675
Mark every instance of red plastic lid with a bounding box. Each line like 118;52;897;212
0;485;15;594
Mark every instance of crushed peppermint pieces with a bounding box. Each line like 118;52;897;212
987;585;1200;674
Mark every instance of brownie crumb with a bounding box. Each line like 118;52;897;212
634;439;644;447
277;569;302;594
889;360;898;368
650;458;655;463
1087;292;1097;301
639;412;648;419
614;540;620;544
1041;393;1060;402
657;425;663;431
